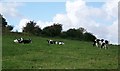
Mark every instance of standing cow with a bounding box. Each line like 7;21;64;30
101;40;109;49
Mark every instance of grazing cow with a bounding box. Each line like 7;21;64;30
93;39;105;47
97;39;103;47
93;39;97;47
101;40;109;49
93;39;101;47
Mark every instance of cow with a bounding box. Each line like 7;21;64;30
47;39;64;45
93;39;105;47
58;41;64;45
101;40;109;49
14;38;23;43
93;39;101;47
14;38;32;44
47;39;56;44
93;39;97;47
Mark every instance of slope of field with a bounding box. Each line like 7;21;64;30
2;34;118;69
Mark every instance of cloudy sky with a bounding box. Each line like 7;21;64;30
0;0;119;44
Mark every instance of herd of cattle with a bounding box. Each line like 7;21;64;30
13;38;64;45
14;38;109;49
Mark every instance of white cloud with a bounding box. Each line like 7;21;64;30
13;19;30;32
0;2;24;18
107;20;118;44
36;21;53;29
102;0;118;20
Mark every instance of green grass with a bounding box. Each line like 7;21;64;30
2;34;118;69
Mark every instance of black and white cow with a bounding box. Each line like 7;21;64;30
14;38;32;44
14;38;23;43
58;41;64;45
101;40;109;49
93;39;102;47
47;39;64;45
47;39;56;44
93;39;97;47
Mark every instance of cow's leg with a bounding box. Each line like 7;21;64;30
101;44;103;49
104;45;107;49
96;43;98;47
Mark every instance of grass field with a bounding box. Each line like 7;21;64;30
2;33;118;69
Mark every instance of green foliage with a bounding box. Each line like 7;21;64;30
42;23;62;37
6;25;14;31
62;27;96;41
0;14;7;27
23;21;42;36
23;21;36;33
60;32;68;38
83;32;96;41
33;26;42;36
0;14;14;33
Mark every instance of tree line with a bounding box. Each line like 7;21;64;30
0;14;13;33
1;14;96;41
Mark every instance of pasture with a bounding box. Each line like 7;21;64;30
2;33;118;69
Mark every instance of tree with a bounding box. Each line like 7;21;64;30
6;25;13;31
23;21;36;33
23;20;42;36
60;31;67;38
83;32;96;41
66;28;84;40
78;27;86;34
0;14;7;27
66;28;77;37
42;23;62;37
33;26;42;36
0;14;13;32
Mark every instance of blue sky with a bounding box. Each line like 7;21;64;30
6;2;106;26
5;2;66;26
19;2;66;21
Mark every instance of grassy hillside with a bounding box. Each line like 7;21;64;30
2;33;118;69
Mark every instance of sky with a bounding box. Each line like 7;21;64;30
0;0;119;44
